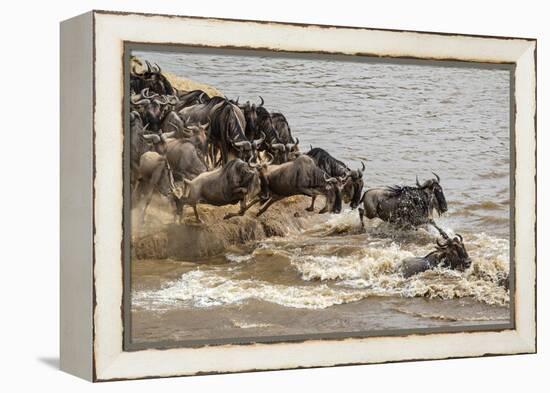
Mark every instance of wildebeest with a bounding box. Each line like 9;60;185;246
130;111;169;187
175;158;261;223
174;89;210;111
165;137;208;181
307;147;365;210
252;155;343;216
271;112;300;163
179;97;261;165
134;151;182;223
131;89;173;132
240;97;263;141
358;173;448;237
131;60;176;96
400;234;471;278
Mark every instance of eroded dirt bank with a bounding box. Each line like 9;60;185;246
133;195;326;261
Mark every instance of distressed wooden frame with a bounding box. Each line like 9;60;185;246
60;10;536;382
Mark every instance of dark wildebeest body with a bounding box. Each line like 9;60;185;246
131;89;173;132
180;98;261;166
270;112;300;163
401;235;472;277
359;173;448;237
251;155;342;216
174;90;210;111
131;61;175;96
176;158;260;223
307;147;365;210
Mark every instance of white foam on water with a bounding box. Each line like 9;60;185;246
225;253;254;264
133;269;369;310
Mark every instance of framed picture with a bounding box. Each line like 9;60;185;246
60;10;537;381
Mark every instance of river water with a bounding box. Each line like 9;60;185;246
130;50;511;345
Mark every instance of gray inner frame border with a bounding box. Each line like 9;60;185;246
122;42;516;352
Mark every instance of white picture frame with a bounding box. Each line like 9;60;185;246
60;10;536;381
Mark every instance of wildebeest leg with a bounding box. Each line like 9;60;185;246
256;197;281;217
306;196;316;212
140;185;155;224
358;207;365;231
224;198;248;220
192;205;203;223
429;219;449;239
140;165;164;223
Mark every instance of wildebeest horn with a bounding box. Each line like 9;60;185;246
235;96;239;104
432;171;441;182
259;96;264;107
436;238;446;248
309;144;313;151
456;233;463;242
247;155;259;168
132;64;144;76
145;60;152;73
253;132;266;148
163;131;176;139
263;152;274;166
131;97;150;106
323;172;337;184
200;121;209;129
199;92;207;103
142;88;158;99
143;123;149;130
153;96;169;105
271;143;285;152
142;134;160;143
154;63;161;73
360;161;366;172
416;175;421;187
294;137;299;145
233;140;251;150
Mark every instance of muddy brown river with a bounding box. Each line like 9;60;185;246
129;50;511;347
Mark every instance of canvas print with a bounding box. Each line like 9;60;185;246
127;48;512;347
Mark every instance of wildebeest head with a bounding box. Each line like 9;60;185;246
131;89;173;132
416;172;447;215
343;161;366;209
323;173;343;214
132;61;175;96
434;234;471;271
141;131;170;155
240;99;261;140
285;137;301;161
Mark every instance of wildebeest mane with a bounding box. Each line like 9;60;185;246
272;112;294;143
307;147;349;178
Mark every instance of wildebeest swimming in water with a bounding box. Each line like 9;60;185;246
400;234;471;278
359;173;448;237
307;147;365;211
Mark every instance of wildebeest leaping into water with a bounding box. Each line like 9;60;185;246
359;173;448;237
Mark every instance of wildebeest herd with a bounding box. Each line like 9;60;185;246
130;60;475;278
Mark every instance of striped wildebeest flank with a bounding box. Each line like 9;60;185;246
307;147;365;211
359;173;448;237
